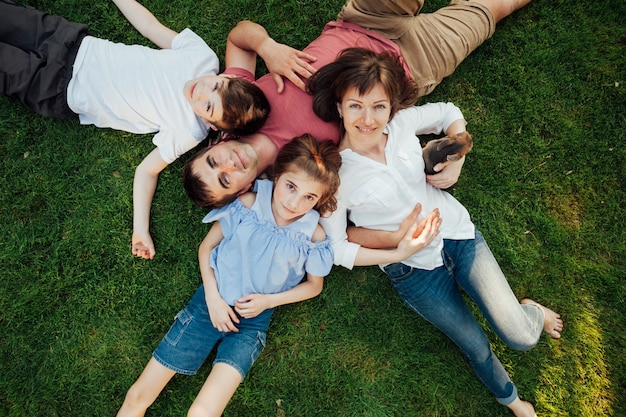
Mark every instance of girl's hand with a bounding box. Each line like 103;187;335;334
395;208;442;259
234;294;270;319
206;295;240;333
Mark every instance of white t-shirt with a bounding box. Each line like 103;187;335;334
67;29;218;163
320;102;475;270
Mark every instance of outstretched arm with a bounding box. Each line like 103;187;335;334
112;0;178;49
226;20;317;93
131;148;169;260
198;222;241;332
234;273;324;319
347;203;423;249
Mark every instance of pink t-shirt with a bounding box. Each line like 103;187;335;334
224;22;411;150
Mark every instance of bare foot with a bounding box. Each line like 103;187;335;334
521;298;563;339
507;397;537;417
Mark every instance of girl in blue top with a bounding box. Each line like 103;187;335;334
117;134;341;417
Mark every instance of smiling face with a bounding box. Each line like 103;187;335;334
191;139;260;204
183;75;230;129
271;167;325;226
337;83;391;145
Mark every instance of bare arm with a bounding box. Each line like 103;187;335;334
352;209;442;267
347;203;423;249
112;0;178;49
234;223;326;317
131;148;169;260
198;222;241;333
226;20;317;92
234;273;324;319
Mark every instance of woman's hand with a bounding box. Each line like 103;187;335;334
234;294;270;319
426;156;465;189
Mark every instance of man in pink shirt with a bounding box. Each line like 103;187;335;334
183;0;534;209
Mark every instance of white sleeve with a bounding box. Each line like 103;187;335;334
396;102;465;136
319;200;361;270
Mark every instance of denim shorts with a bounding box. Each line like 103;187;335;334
153;285;271;379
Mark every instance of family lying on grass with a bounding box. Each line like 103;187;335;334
1;0;563;416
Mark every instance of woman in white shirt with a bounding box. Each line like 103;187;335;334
308;48;563;417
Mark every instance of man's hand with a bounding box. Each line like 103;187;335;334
262;41;317;93
426;156;465;189
131;232;155;260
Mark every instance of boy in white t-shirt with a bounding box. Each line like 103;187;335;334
0;0;270;260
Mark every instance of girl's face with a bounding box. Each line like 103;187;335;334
272;168;325;226
337;83;391;142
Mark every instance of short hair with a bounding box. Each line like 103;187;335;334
270;134;341;216
307;48;419;123
181;147;238;210
215;78;270;136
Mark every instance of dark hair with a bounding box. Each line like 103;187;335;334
271;134;341;216
182;147;237;210
307;48;419;123
215;78;270;136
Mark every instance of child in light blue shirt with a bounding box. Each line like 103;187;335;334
117;134;341;416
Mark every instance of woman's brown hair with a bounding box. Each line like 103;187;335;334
307;48;419;124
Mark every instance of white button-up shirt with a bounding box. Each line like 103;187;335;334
320;102;475;270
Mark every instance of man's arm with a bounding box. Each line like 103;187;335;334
112;0;177;49
131;148;169;259
226;20;317;92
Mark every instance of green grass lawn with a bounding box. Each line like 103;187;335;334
1;0;624;416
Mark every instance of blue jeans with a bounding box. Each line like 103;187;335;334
153;285;271;379
383;230;544;405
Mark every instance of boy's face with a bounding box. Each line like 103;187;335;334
183;75;229;129
193;139;260;203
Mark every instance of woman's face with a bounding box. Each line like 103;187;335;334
337;83;391;143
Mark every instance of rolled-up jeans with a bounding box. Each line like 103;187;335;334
383;230;544;405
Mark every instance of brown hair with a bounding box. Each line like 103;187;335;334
181;147;238;210
214;78;270;136
271;134;341;216
307;48;419;124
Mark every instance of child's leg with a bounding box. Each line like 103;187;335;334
187;363;242;417
0;0;88;117
117;357;176;417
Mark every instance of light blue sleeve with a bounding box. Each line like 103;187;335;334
304;236;334;277
201;199;244;239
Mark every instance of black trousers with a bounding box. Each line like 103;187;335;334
0;0;89;118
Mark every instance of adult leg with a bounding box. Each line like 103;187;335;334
187;363;242;417
116;358;176;417
448;231;562;350
338;0;532;98
472;0;533;23
383;262;518;405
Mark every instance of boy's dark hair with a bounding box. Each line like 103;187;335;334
216;78;270;136
270;134;341;216
182;147;237;210
307;48;419;124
